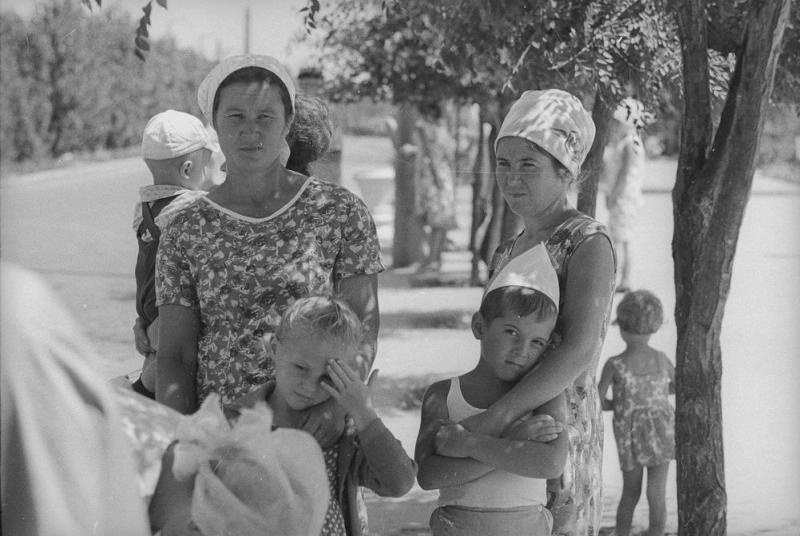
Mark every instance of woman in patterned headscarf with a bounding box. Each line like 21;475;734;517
155;55;383;448
461;90;617;536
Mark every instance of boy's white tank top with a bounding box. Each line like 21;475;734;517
437;377;546;509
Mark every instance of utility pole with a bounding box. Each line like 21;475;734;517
243;5;251;54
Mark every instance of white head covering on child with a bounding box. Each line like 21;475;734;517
171;394;329;536
496;89;595;178
141;109;220;160
484;243;560;310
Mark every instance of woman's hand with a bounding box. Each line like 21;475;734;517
320;360;379;432
300;398;347;448
502;413;563;443
434;423;473;458
133;317;154;356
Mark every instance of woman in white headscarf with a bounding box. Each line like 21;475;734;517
461;90;616;536
155;56;383;448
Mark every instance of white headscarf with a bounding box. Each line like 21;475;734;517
496;89;596;178
197;54;296;124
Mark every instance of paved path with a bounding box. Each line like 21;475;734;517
2;144;798;534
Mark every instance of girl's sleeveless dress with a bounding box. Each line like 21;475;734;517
609;356;675;471
491;213;615;536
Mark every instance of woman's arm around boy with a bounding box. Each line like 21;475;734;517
415;379;568;490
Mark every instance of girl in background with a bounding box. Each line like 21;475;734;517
598;290;675;536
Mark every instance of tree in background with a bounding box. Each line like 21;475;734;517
0;0;211;166
302;0;683;272
672;1;793;533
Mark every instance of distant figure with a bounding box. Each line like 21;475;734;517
414;101;459;273
598;290;675;536
229;296;416;536
1;261;150;536
605;98;647;293
131;109;218;398
415;245;568;535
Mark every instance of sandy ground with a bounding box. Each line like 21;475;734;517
2;138;799;535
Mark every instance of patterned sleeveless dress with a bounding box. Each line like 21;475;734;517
608;355;675;471
490;213;615;536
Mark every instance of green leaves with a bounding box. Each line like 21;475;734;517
134;0;168;61
300;0;322;34
79;0;102;11
306;0;687;110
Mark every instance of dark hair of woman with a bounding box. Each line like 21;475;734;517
285;94;333;175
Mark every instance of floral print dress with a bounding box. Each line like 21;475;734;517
156;177;384;405
490;213;615;536
608;355;675;471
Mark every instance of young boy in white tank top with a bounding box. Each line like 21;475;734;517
415;244;568;536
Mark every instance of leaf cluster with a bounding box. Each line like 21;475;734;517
133;0;168;61
305;0;683;112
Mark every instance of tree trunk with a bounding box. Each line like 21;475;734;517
469;110;491;286
673;1;790;534
391;103;424;267
578;91;614;217
478;121;504;266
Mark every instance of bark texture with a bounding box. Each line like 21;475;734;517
673;1;790;534
578;90;614;217
391;103;424;267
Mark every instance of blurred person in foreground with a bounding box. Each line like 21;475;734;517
144;393;329;536
0;260;150;536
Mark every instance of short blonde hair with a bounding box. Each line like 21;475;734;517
275;296;363;347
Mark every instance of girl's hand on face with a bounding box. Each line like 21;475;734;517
320;360;379;431
502;413;563;443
